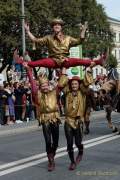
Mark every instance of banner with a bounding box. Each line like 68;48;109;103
67;45;84;79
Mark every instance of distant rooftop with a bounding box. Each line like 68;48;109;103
108;17;120;23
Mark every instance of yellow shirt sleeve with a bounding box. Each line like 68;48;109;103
69;36;81;47
34;35;49;46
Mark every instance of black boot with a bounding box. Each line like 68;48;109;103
112;126;118;133
68;151;76;170
76;144;83;165
47;153;55;171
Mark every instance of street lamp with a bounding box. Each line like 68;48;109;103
21;0;26;55
21;0;27;80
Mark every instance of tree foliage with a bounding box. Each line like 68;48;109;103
106;53;118;68
80;0;114;58
0;0;21;72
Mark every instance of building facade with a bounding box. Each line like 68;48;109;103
108;17;120;72
93;17;120;78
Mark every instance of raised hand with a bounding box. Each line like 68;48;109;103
80;21;88;39
80;21;88;32
90;61;96;68
13;49;25;65
24;22;36;41
13;49;23;63
23;61;28;68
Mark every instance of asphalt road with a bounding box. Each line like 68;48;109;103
0;111;120;180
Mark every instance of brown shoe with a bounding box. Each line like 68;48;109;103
48;161;55;171
68;163;76;171
47;153;55;172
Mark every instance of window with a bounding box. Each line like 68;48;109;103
119;33;120;42
114;33;116;42
96;68;98;76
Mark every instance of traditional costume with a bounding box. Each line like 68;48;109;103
100;67;120;132
14;18;107;69
27;68;61;171
58;66;94;170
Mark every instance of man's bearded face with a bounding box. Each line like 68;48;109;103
71;80;79;91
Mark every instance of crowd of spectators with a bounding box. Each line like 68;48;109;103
0;62;108;127
89;75;107;111
0;79;36;126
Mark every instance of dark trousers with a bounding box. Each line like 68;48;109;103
15;104;22;120
105;106;112;121
42;122;59;155
0;107;5;125
64;122;83;163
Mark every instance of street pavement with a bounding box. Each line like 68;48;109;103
0;120;38;137
0;110;118;136
0;110;120;180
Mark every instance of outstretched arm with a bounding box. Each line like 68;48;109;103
80;62;95;94
24;23;48;49
69;21;88;47
24;23;36;42
24;64;38;104
57;68;69;94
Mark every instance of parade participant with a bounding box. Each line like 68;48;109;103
24;64;63;172
100;66;120;132
14;18;107;69
58;62;95;170
99;88;118;132
101;66;120;94
0;84;7;125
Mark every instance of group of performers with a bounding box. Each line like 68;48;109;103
13;18;119;172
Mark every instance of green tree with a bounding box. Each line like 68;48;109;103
0;0;52;72
0;0;115;73
0;0;21;72
80;0;114;58
106;54;118;68
49;0;82;36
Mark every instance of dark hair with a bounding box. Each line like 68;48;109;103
69;79;81;90
13;82;19;88
100;89;106;94
4;82;9;88
95;80;99;85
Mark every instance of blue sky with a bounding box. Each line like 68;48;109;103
97;0;120;20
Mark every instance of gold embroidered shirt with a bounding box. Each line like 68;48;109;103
37;89;60;124
59;70;93;129
34;35;82;65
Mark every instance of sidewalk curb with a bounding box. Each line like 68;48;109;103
0;111;118;137
0;121;40;137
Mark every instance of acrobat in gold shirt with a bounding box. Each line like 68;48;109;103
34;34;82;65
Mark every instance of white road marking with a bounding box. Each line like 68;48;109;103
0;132;118;171
0;133;119;176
